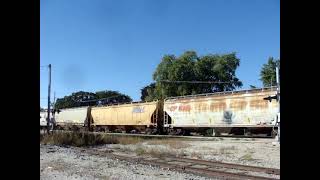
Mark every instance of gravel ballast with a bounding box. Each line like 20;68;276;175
40;144;214;180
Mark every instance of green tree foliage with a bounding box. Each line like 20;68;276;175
260;57;280;87
249;85;257;89
55;90;132;109
142;51;243;100
95;90;132;104
140;83;156;101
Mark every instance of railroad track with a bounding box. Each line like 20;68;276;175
104;132;273;139
46;130;274;141
76;147;280;180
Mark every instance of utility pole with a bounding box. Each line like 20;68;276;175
53;91;56;106
47;64;51;134
276;66;280;143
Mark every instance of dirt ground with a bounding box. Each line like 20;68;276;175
40;144;214;180
99;137;280;169
40;137;279;179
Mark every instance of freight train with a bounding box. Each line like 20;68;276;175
40;87;280;137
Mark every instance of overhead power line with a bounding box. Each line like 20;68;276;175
75;94;125;103
159;80;234;84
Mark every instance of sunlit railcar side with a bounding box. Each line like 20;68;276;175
90;101;160;134
163;87;279;136
54;106;90;130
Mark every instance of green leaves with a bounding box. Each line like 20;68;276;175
250;85;257;89
141;51;243;101
140;83;156;101
55;90;132;109
260;57;280;87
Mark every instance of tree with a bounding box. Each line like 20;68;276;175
95;90;132;105
143;51;243;100
55;90;132;109
250;85;257;89
140;83;156;101
260;57;280;87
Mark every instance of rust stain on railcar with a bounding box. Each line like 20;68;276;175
168;105;178;112
164;88;278;128
250;98;269;109
230;99;247;110
195;103;209;111
210;101;227;112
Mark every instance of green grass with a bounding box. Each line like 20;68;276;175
240;153;254;161
135;147;146;156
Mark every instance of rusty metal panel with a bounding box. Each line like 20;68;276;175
164;89;279;127
91;101;158;126
40;112;47;126
55;107;89;125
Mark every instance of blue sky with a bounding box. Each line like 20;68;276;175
40;0;279;107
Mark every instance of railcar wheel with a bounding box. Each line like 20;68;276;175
203;129;214;137
244;128;252;136
182;129;191;136
151;128;158;135
212;128;221;137
271;129;278;138
145;128;152;135
168;129;176;135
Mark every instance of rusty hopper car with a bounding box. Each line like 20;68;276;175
90;101;160;134
163;87;279;136
54;106;90;130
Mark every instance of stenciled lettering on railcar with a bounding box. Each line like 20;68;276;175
132;106;145;113
168;106;178;111
178;105;191;112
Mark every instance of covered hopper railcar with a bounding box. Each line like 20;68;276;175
90;100;161;134
54;106;91;131
163;87;279;136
